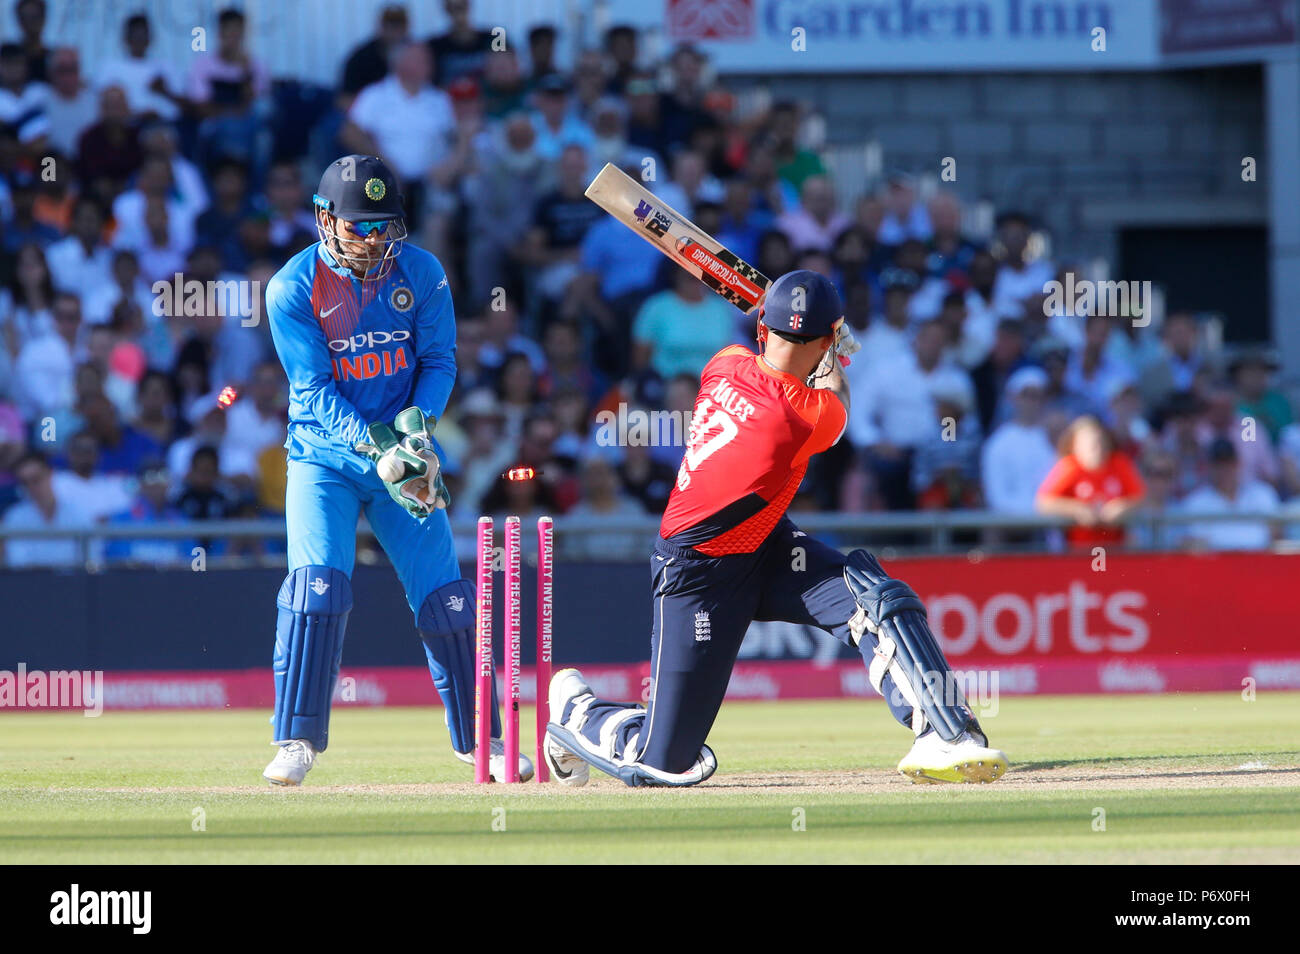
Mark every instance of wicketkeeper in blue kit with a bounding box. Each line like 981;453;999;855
261;154;532;785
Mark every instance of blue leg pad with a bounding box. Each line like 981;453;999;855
418;579;501;752
273;566;352;751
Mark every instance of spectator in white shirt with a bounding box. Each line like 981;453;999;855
51;430;133;521
991;211;1053;317
44;47;96;156
1180;438;1279;551
119;197;191;284
220;361;287;480
344;41;455;229
964;248;1006;329
1;451;95;568
111;154;199;254
141;123;209;219
845;273;915;394
777;175;851;254
981;366;1058;514
83;247;158;334
169;395;256;488
934;287;995;370
45;195;114;301
96;13;183;121
15;291;81;419
851;319;973;509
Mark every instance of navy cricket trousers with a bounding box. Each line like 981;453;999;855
581;517;915;775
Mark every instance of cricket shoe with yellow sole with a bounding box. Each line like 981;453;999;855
898;728;1008;784
453;741;535;782
542;668;594;787
263;739;317;786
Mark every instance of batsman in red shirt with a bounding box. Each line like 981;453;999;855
544;271;1008;786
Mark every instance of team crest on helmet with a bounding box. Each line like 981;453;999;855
390;286;414;312
364;177;386;201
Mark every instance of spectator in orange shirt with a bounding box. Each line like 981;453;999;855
1035;415;1146;546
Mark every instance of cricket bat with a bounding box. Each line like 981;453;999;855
584;163;771;314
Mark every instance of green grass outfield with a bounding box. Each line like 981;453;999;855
1;692;1298;863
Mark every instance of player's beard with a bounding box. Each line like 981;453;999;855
335;236;384;274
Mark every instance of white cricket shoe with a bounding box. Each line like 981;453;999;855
454;740;535;782
264;739;316;786
897;728;1008;784
543;667;594;787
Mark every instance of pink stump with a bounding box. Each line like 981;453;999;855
536;516;554;782
474;516;493;783
503;516;522;782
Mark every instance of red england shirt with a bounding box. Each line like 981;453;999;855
1036;451;1146;546
660;345;847;555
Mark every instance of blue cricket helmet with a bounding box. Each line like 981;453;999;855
759;270;843;338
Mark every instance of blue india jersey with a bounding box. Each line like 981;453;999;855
266;242;456;475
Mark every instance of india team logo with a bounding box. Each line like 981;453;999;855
364;177;386;201
390;286;414;312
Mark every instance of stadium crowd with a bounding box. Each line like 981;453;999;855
1;0;1297;567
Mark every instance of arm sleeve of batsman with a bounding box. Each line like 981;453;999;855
266;271;370;452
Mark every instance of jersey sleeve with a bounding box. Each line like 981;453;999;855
266;268;370;449
408;259;457;423
788;385;848;458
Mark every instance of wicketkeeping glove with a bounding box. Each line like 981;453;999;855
355;406;451;517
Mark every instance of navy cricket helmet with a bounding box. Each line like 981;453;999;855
759;270;843;339
312;154;408;281
313;154;405;221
